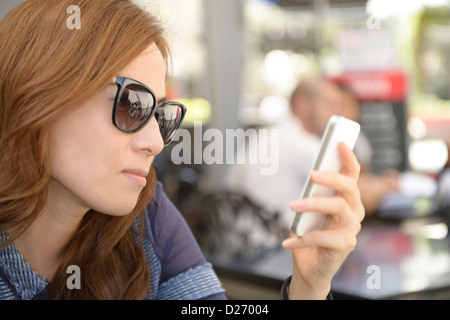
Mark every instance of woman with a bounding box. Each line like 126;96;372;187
0;0;364;300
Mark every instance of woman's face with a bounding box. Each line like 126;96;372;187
49;43;165;216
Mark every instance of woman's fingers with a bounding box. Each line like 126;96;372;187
338;142;361;180
283;142;365;250
290;197;363;238
310;170;358;196
291;197;351;220
283;228;359;252
308;170;364;221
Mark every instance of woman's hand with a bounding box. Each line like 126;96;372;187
282;142;365;299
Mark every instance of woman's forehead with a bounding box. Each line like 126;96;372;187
118;43;167;97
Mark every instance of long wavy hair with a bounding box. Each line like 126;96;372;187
0;0;170;299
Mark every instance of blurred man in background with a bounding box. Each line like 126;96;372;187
227;77;344;227
227;77;399;228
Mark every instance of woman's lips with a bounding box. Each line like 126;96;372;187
122;169;148;187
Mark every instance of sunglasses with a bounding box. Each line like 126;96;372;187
113;76;186;145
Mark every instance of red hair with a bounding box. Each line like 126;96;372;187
0;0;170;299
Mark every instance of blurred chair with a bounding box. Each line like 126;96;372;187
182;190;287;263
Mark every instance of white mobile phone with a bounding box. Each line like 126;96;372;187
290;115;361;236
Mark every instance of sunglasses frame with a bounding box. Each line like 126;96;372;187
113;76;187;145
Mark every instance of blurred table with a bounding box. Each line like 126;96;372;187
332;216;450;299
211;214;450;299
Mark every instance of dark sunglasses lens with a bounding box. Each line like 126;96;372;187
116;83;155;132
157;103;184;144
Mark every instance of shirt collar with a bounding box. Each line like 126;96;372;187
0;231;48;300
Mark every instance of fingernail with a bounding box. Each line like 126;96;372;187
291;200;307;211
282;238;293;248
312;171;326;181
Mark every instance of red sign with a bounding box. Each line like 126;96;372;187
330;71;408;102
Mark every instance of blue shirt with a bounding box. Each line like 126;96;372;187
0;182;226;300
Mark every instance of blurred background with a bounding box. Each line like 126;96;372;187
3;0;450;299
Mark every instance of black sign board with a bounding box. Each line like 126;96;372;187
331;71;408;173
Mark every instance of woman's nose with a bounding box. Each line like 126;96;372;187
132;116;164;156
